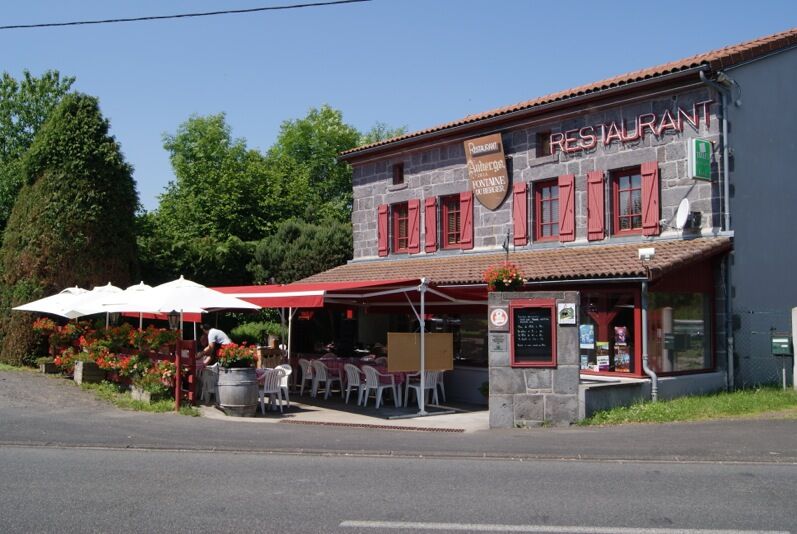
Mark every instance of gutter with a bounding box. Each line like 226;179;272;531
699;70;737;391
342;66;709;162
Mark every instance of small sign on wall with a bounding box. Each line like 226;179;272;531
557;303;576;325
489;333;508;353
489;306;510;332
688;138;712;181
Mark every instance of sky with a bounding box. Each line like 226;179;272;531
2;0;795;211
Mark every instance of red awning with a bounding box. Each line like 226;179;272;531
213;279;420;309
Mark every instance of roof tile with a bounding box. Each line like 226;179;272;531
342;28;797;158
301;238;732;286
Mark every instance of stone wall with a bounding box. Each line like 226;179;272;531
351;87;721;260
488;291;579;428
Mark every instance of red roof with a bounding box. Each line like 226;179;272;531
300;238;732;286
341;27;797;159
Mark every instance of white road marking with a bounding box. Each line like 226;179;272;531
339;520;790;534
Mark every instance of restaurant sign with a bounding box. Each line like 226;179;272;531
464;133;509;210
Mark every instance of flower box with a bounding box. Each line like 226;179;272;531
130;385;166;404
73;361;104;385
39;362;59;374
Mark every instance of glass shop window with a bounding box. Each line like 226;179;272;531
579;292;636;374
647;292;712;373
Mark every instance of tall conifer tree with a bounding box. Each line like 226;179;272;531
0;94;138;364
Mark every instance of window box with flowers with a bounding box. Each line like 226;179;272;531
484;262;525;292
216;343;260;417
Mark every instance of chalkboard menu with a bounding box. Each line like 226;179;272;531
510;300;557;367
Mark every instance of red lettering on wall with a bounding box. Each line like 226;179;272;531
638;113;657;138
603;122;622;145
657;109;678;136
549;132;565;154
564;129;580;153
579;126;597;150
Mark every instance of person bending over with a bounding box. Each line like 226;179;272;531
197;323;231;366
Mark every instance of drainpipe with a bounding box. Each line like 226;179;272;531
641;279;658;402
700;70;736;391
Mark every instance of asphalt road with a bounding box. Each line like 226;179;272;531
1;370;796;533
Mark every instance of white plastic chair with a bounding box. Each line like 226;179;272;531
404;371;440;409
343;363;365;405
361;365;399;409
276;364;293;408
298;358;314;396
311;360;341;399
259;367;286;414
435;370;446;403
199;363;219;404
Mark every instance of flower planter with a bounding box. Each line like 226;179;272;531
130;386;166;404
39;362;59;374
217;367;259;417
73;361;104;385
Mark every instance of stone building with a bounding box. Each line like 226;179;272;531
293;28;797;426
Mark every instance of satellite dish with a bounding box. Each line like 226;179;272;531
675;198;690;230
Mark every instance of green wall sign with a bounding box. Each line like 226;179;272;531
688;138;712;181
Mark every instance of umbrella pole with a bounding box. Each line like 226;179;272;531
105;312;109;329
139;313;143;330
287;307;293;361
419;279;427;416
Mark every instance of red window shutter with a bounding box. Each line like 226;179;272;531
587;170;605;241
558;174;575;242
641;161;660;236
424;197;437;253
512;182;528;246
407;199;421;254
377;204;389;257
460;191;474;249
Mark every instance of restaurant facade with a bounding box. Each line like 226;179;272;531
289;29;797;426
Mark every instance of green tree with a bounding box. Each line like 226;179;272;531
359;121;407;145
0;70;75;230
249;218;352;284
157;113;271;242
266;105;361;223
0;93;138;365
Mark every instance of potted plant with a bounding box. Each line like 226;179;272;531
216;343;259;417
483;262;525;292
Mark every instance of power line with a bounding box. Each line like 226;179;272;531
0;0;371;31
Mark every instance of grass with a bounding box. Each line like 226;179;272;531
80;381;200;416
581;386;797;426
0;362;25;371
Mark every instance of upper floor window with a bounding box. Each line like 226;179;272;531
392;163;404;185
613;167;643;234
392;202;409;253
535;131;552;158
441;194;462;248
535;180;559;241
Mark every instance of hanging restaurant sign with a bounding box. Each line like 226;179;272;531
464;133;509;210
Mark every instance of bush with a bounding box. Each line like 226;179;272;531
230;321;283;345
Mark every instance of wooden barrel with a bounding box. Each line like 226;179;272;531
217;367;259;417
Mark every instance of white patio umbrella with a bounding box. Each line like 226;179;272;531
119;282;152;329
103;275;260;330
12;286;88;316
58;283;124;325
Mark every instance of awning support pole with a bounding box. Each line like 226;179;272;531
419;278;428;416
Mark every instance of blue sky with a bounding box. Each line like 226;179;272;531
2;0;795;211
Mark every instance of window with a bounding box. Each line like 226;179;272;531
647;292;712;373
535;131;551;158
392;202;409;253
534;180;559;241
613;167;643;233
441;194;462;248
579;291;639;375
392;163;404;185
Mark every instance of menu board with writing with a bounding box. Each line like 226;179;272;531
510;300;557;367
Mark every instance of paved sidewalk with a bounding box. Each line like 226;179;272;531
1;370;795;464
